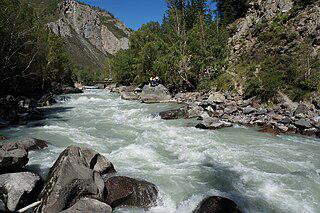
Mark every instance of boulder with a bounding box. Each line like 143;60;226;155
255;109;268;115
294;103;309;116
188;106;204;118
194;196;241;213
243;106;256;115
224;106;238;115
36;146;114;213
0;147;28;173
105;176;158;208
294;119;312;129
0;172;43;212
120;92;140;100
208;92;226;103
159;108;188;120
0;199;5;212
195;117;232;130
140;84;172;103
60;198;112;213
0;138;48;151
0;136;7;141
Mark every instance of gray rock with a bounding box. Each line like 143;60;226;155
0;172;43;212
105;176;158;208
140;84;172;103
159;108;188;120
188;106;204;118
294;119;312;129
255;109;268;115
194;196;241;213
294;103;309;116
243;106;256;115
36;146;113;213
208;92;226;103
224;106;238;115
120;92;139;100
280;117;292;124
0;199;5;212
195;117;232;130
0;147;28;173
0;138;48;151
60;198;112;213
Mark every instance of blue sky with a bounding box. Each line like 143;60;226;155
80;0;168;30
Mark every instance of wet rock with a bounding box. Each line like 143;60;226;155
208;92;226;103
36;146;113;213
121;92;139;100
194;196;241;213
294;119;312;129
294;103;309;116
105;176;158;208
196;117;232;130
38;93;56;107
0;147;28;173
0;172;43;212
159;108;188;120
0;138;48;151
243;106;256;115
140;84;172;103
0;135;7;140
60;198;112;213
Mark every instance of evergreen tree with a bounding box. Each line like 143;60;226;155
216;0;248;24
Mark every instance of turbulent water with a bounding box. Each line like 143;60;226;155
2;90;320;213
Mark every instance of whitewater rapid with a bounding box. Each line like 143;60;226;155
2;90;320;213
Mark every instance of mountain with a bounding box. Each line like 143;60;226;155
226;0;320;99
28;0;132;71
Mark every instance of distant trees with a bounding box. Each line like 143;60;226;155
107;0;228;92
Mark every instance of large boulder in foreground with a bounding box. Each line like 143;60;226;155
196;117;232;130
0;138;48;151
194;196;241;213
140;84;172;103
0;146;28;173
60;198;112;213
105;176;158;208
0;172;43;212
36;146;115;213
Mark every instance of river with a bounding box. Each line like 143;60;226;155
2;90;320;213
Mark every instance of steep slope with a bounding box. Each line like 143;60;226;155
28;0;131;71
226;0;320;100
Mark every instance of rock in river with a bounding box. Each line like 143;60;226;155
105;176;158;208
60;198;112;213
159;108;189;120
194;196;241;213
36;146;114;213
0;138;48;151
0;172;43;212
0;146;28;173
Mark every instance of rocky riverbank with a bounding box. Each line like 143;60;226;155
0;138;241;212
108;84;320;138
0;83;82;129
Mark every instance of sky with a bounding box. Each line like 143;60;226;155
80;0;168;30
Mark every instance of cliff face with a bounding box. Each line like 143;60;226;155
47;0;131;70
226;0;320;96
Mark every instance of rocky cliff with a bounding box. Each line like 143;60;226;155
47;0;131;70
226;0;320;98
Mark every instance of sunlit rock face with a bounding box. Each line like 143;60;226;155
48;0;131;69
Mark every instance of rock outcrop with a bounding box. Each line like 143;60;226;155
105;176;158;208
0;138;48;152
140;84;172;103
47;0;131;70
0;146;28;173
36;146;114;213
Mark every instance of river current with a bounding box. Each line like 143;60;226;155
2;90;320;213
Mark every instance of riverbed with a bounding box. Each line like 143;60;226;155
2;90;320;213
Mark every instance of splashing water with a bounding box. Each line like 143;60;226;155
2;90;320;213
